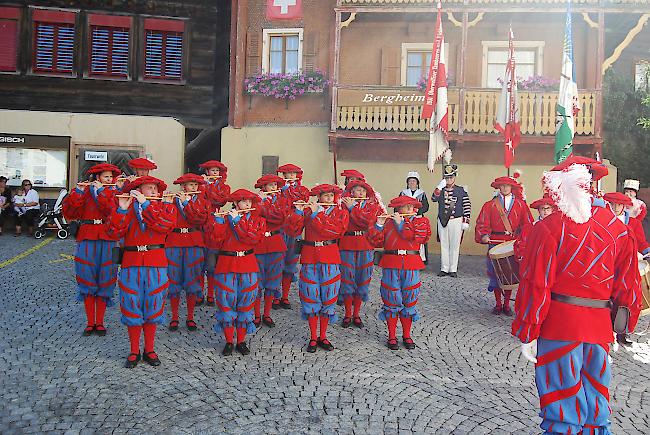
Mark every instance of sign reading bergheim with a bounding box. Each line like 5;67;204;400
85;151;108;162
337;88;426;107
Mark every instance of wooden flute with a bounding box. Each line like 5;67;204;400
377;212;417;219
214;208;256;217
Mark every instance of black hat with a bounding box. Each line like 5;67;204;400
443;164;458;178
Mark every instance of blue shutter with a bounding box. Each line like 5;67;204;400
111;28;129;76
164;33;183;79
145;29;183;80
35;23;54;71
90;26;129;77
56;25;74;72
145;30;163;78
35;22;74;73
90;27;109;74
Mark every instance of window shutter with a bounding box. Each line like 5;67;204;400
145;30;164;78
303;31;318;73
0;19;18;71
246;32;261;76
164;32;183;79
89;15;131;78
380;47;400;86
144;18;184;81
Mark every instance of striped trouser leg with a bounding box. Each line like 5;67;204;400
256;252;285;298
75;240;118;306
379;269;421;321
118;267;169;326
281;232;300;281
213;272;259;334
299;264;341;321
340;250;374;302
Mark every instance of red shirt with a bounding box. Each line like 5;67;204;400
475;194;533;244
627;215;650;254
286;206;349;264
63;186;117;241
165;196;209;248
339;200;380;251
512;206;642;344
106;201;176;267
201;179;231;210
367;216;431;270
255;194;287;254
206;213;266;273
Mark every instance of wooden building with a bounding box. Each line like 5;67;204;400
223;0;650;254
0;0;230;193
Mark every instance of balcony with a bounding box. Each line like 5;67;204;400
335;86;597;137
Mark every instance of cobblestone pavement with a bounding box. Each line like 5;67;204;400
1;235;649;434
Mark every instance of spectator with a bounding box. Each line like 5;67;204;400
0;176;12;236
14;179;40;236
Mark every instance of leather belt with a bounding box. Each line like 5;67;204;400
123;244;165;252
551;293;613;309
383;250;420;256
264;230;281;237
218;249;254;257
345;231;366;236
303;240;337;247
172;227;198;234
491;231;509;235
79;219;104;225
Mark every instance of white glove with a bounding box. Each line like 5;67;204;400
461;222;470;231
436;179;446;191
521;339;538;363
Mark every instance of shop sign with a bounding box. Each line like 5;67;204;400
85;151;108;162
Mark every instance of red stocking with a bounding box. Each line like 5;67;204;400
263;295;274;317
319;316;330;340
307;316;318;341
400;317;413;339
224;326;235;344
170;296;180;322
493;288;503;308
254;297;261;320
127;325;141;355
353;296;363;317
142;323;157;354
186;294;197;321
281;276;292;301
503;290;513;310
207;276;215;301
343;296;353;318
386;316;398;340
83;295;96;327
95;297;107;329
236;326;247;344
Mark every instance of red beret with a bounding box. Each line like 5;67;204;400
551;155;608;181
491;176;521;189
255;174;285;189
87;163;121;178
346;180;374;197
173;173;206;185
341;169;365;180
199;160;228;172
310;184;343;197
277;163;303;175
604;192;632;207
530;197;556;210
229;189;261;203
388;196;422;209
128;158;157;170
125;175;167;193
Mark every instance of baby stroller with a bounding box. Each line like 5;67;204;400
34;189;70;239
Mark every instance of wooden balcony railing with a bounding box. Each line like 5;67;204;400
335;87;597;136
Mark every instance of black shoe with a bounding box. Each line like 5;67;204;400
206;298;215;307
168;320;179;331
352;317;364;328
82;325;95;337
279;299;291;309
617;334;634;345
142;351;161;367
403;337;416;350
387;338;399;350
262;316;275;328
222;342;234;356
492;306;502;315
186;320;198;331
341;317;352;328
236;342;250;355
253;317;261;327
94;325;107;337
317;339;334;351
195;298;204;306
448;272;458;278
306;339;318;353
124;353;140;369
272;299;281;310
437;271;448;277
502;306;513;316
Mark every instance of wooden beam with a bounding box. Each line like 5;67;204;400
335;6;650;14
330;131;602;145
233;0;248;129
228;0;239;127
596;11;605;141
457;12;468;136
602;13;650;74
331;11;343;134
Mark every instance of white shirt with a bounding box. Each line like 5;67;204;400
501;193;514;211
23;189;40;211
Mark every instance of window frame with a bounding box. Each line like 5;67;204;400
140;16;188;85
30;7;79;78
262;28;303;75
400;42;449;87
0;6;21;75
481;40;545;89
634;59;650;92
86;13;133;81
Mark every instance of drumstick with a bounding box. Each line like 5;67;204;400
214;208;256;217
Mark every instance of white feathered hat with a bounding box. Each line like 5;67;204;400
624;179;640;191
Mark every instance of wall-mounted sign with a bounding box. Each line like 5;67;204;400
85;151;108;162
338;88;426;107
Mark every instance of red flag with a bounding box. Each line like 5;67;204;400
494;27;521;169
266;0;303;20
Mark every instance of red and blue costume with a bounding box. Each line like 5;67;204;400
165;174;210;332
513;162;642;434
475;175;533;314
286;184;348;351
277;163;310;308
254;174;288;327
62;163;121;336
603;192;650;256
367;196;431;349
205;189;266;353
106;176;176;367
339;180;380;327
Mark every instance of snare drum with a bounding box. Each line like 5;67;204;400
639;260;650;316
488;240;520;291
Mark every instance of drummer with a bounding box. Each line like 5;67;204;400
475;174;532;315
514;196;556;262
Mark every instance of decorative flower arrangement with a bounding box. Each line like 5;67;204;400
415;71;455;92
244;70;330;100
497;75;560;92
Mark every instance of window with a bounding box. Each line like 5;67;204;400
481;41;544;88
400;43;450;87
262;28;303;74
143;18;185;82
0;7;20;72
635;61;650;92
88;14;132;79
32;9;77;75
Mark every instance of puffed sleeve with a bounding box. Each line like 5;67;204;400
62;188;86;220
366;222;386;248
184;195;209;227
106;207;131;240
95;187;118;217
308;207;349;239
611;231;643;334
285;209;306;237
349;202;380;230
474;201;492;244
142;202;176;234
229;214;266;245
396;216;431;244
